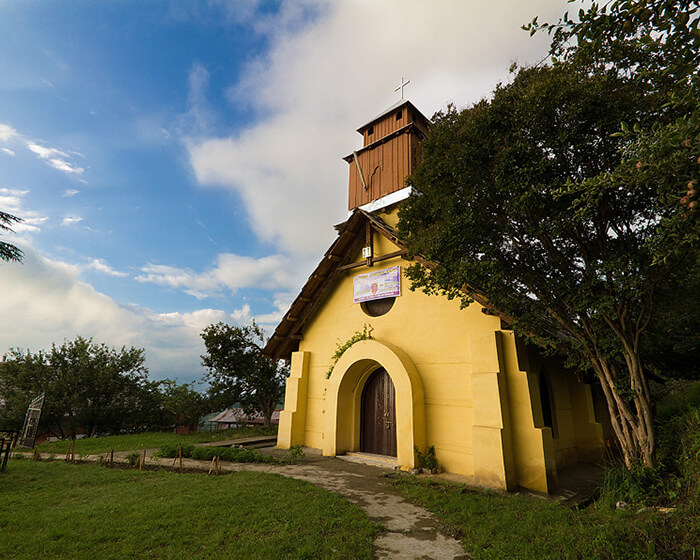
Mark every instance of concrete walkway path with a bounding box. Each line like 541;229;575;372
30;446;469;560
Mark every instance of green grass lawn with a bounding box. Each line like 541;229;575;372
0;459;376;560
34;426;276;456
392;476;698;560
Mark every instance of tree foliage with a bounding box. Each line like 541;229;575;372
399;1;699;468
158;378;207;428
1;337;210;439
201;322;287;427
0;210;23;263
0;337;154;437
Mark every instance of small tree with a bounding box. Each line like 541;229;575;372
158;378;207;429
0;210;23;263
201;322;287;427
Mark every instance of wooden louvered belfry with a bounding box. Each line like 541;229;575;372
344;99;430;211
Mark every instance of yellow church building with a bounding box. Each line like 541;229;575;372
265;99;610;493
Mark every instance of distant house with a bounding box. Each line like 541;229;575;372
210;408;280;429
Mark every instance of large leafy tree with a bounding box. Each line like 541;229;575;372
0;210;23;263
201;322;287;427
527;0;700;251
398;2;698;468
0;336;151;437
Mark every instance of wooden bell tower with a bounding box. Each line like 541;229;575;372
344;99;430;211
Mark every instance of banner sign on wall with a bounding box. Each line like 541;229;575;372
353;266;401;303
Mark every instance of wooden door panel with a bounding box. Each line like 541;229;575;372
361;369;397;457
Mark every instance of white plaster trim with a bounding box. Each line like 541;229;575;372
350;186;415;218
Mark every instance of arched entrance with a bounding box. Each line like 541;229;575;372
323;339;426;469
360;368;397;456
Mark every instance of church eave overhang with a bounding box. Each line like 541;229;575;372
263;210;515;361
342;123;424;162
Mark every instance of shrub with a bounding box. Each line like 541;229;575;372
601;380;700;508
414;445;439;473
156;444;194;459
156;444;280;465
125;452;141;467
283;445;305;463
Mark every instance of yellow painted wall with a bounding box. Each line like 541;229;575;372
277;209;606;493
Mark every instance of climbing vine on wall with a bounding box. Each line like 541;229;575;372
326;324;373;379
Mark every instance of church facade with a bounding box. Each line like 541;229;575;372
265;100;610;493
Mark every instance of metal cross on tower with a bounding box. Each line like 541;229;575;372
394;77;410;100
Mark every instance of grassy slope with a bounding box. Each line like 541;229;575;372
34;426;276;455
0;460;375;560
393;477;697;560
393;381;700;560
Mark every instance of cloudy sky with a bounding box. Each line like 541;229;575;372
0;0;570;384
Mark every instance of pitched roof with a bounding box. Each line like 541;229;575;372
263;209;509;361
356;99;430;133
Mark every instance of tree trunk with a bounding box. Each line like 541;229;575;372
591;352;656;468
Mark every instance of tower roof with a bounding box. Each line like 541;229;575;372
356;99;430;133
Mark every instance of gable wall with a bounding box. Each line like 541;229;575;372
295;241;502;476
277;210;606;491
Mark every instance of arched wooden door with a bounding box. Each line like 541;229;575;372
360;368;397;457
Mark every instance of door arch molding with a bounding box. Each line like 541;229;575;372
323;339;426;469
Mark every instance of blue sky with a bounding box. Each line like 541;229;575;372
0;0;566;384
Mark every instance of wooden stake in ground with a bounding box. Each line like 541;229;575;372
179;443;183;474
140;448;146;471
110;449;114;466
216;455;221;475
71;440;75;463
208;456;216;475
32;448;41;461
172;443;181;468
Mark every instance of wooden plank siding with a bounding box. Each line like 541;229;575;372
347;133;413;209
347;101;430;211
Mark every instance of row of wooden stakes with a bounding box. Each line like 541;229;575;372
30;441;224;476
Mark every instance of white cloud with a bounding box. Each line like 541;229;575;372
187;0;564;257
0;123;17;142
62;188;80;197
0;123;86;178
86;258;128;278
135;252;307;299
0;245;236;382
0;187;29;214
61;216;83;226
0;188;48;233
231;292;294;334
26;142;85;175
26;142;68;160
182;62;215;135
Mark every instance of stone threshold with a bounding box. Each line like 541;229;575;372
338;451;398;468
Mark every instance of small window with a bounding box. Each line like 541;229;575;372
539;372;558;438
367;125;374;135
361;297;395;317
396;110;402;121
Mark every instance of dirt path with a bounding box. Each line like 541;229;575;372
31;448;469;559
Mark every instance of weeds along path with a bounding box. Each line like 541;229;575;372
33;449;469;560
